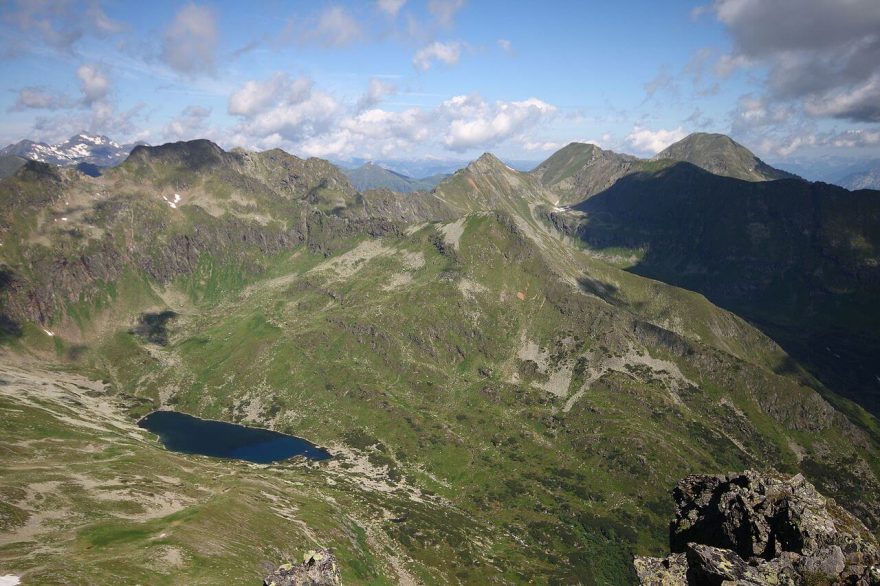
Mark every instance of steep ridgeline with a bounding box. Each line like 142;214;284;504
531;133;797;206
344;161;447;193
0;140;400;330
1;140;880;583
548;161;880;415
529;142;643;205
653;133;798;182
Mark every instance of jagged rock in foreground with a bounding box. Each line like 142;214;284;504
263;549;340;586
635;471;880;585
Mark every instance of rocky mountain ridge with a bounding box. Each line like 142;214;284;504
0;133;140;168
636;470;880;584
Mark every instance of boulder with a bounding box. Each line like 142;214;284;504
263;548;340;586
636;470;880;585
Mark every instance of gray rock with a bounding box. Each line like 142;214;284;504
636;470;880;585
263;548;340;586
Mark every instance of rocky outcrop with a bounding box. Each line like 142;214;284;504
263;549;340;586
636;470;880;585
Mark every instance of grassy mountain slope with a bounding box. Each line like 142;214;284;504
554;162;880;416
529;143;642;205
1;141;879;584
344;162;446;193
653;133;798;181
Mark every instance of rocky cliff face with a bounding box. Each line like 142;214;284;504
636;470;880;585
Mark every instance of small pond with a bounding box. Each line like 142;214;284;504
138;410;331;464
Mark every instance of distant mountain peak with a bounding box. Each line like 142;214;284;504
654;132;797;182
0;133;140;168
467;152;513;174
125;139;226;171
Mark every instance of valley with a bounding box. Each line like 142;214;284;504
1;136;879;583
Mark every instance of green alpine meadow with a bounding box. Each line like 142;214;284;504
2;1;880;584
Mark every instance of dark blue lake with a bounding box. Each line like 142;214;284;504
138;411;331;464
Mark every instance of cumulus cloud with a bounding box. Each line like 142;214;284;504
428;0;466;27
76;63;109;104
227;74;557;160
227;74;339;147
228;73;312;117
161;3;218;76
440;95;557;152
164;105;211;140
711;0;880;122
626;126;686;154
413;41;462;70
355;78;396;111
377;0;407;17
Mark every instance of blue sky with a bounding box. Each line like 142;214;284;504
2;0;879;174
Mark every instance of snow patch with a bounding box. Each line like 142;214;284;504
42;329;55;337
0;576;20;586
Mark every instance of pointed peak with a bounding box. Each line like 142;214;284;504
466;152;512;174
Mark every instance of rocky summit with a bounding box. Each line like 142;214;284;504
635;470;880;585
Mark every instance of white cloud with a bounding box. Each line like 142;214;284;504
377;0;407;17
355;78;396;111
413;41;462;70
441;95;557;152
626;126;687;154
497;39;512;54
164;105;211;140
228;74;339;147
228;73;312;116
522;140;563;152
428;0;466;26
76;63;109;104
829;129;880;149
161;3;218;76
227;74;558;161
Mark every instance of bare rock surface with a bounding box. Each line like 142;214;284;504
263;549;340;586
636;470;880;585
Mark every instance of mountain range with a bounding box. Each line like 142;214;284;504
0;132;879;584
343;161;448;193
0;133;141;171
840;160;880;190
